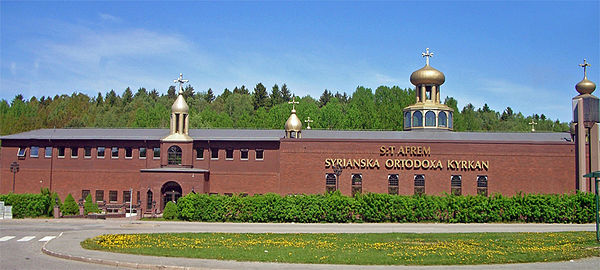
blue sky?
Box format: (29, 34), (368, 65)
(1, 1), (598, 122)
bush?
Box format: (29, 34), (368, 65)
(0, 193), (51, 218)
(61, 194), (79, 216)
(83, 193), (100, 214)
(174, 192), (596, 223)
(163, 201), (179, 220)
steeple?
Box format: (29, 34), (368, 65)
(575, 59), (596, 95)
(284, 96), (302, 138)
(163, 73), (192, 142)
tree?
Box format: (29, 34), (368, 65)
(318, 89), (333, 107)
(252, 83), (269, 110)
(122, 87), (133, 105)
(61, 194), (79, 216)
(281, 84), (292, 102)
(205, 88), (215, 103)
(83, 193), (100, 214)
(183, 85), (195, 99)
(167, 86), (177, 99)
(163, 201), (179, 220)
(270, 84), (283, 106)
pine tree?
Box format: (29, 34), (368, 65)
(281, 84), (291, 102)
(122, 87), (133, 105)
(319, 89), (332, 107)
(252, 83), (269, 110)
(270, 84), (283, 106)
(205, 88), (215, 103)
(60, 194), (79, 216)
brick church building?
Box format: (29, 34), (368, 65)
(1, 51), (596, 214)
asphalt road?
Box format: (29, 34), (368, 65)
(0, 219), (598, 270)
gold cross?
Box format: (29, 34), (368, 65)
(173, 73), (189, 94)
(305, 116), (313, 129)
(288, 96), (299, 111)
(422, 48), (434, 66)
(579, 59), (591, 78)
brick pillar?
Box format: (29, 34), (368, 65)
(78, 200), (85, 215)
(53, 204), (60, 218)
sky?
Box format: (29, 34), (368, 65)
(1, 1), (598, 122)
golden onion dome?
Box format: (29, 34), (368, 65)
(284, 109), (302, 131)
(575, 78), (596, 95)
(171, 94), (189, 113)
(410, 64), (445, 86)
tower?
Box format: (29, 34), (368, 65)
(403, 48), (454, 131)
(163, 73), (192, 142)
(284, 96), (302, 138)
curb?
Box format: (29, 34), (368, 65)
(40, 232), (216, 270)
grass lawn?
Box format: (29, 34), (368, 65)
(81, 231), (600, 265)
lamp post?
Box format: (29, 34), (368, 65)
(332, 164), (343, 191)
(10, 162), (19, 193)
(584, 171), (600, 242)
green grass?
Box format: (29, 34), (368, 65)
(81, 232), (600, 265)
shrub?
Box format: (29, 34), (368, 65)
(61, 194), (79, 216)
(83, 193), (100, 214)
(0, 193), (51, 218)
(163, 201), (179, 220)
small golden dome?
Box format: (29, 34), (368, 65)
(410, 65), (445, 86)
(172, 94), (189, 113)
(285, 109), (302, 131)
(575, 78), (596, 95)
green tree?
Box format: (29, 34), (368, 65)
(270, 84), (283, 106)
(281, 84), (292, 102)
(83, 193), (100, 214)
(205, 88), (215, 103)
(163, 201), (179, 220)
(318, 89), (333, 107)
(252, 83), (269, 110)
(61, 194), (79, 216)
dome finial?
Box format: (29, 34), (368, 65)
(288, 95), (299, 111)
(173, 73), (189, 95)
(422, 48), (433, 66)
(579, 59), (590, 79)
(575, 59), (596, 95)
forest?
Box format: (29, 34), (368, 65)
(0, 83), (569, 136)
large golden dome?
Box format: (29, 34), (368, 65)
(284, 109), (302, 131)
(410, 64), (445, 86)
(575, 78), (596, 95)
(171, 94), (189, 113)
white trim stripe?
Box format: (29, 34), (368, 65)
(38, 236), (56, 242)
(0, 236), (16, 241)
(17, 236), (35, 242)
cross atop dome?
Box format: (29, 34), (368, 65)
(173, 73), (189, 94)
(579, 59), (591, 78)
(288, 96), (299, 111)
(422, 48), (433, 66)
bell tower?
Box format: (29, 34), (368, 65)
(163, 73), (192, 142)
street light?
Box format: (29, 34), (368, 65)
(10, 162), (19, 193)
(583, 171), (600, 242)
(332, 164), (343, 191)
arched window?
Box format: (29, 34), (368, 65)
(168, 145), (182, 165)
(412, 111), (423, 127)
(352, 174), (362, 196)
(448, 112), (453, 129)
(438, 111), (447, 127)
(414, 174), (425, 195)
(146, 190), (153, 210)
(325, 173), (337, 192)
(477, 175), (488, 196)
(451, 175), (462, 196)
(404, 112), (411, 129)
(425, 111), (436, 126)
(388, 174), (399, 195)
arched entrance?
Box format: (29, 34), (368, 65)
(161, 181), (182, 210)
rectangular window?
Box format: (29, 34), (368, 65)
(58, 147), (65, 158)
(226, 149), (234, 160)
(111, 147), (119, 158)
(45, 147), (52, 158)
(97, 147), (105, 158)
(153, 147), (160, 159)
(30, 146), (39, 158)
(136, 191), (140, 204)
(82, 190), (90, 200)
(17, 147), (26, 157)
(414, 174), (425, 195)
(125, 147), (132, 159)
(211, 148), (219, 160)
(71, 147), (78, 158)
(351, 173), (362, 196)
(109, 190), (118, 202)
(240, 149), (249, 160)
(325, 173), (337, 192)
(196, 147), (204, 159)
(95, 190), (104, 202)
(451, 175), (462, 196)
(388, 174), (399, 195)
(84, 147), (92, 158)
(477, 175), (488, 197)
(255, 149), (264, 160)
(139, 147), (146, 159)
(123, 190), (131, 203)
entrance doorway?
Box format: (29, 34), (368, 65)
(161, 181), (182, 210)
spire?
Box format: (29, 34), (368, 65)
(575, 59), (596, 95)
(284, 96), (302, 138)
(163, 73), (192, 142)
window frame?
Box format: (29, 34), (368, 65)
(255, 149), (264, 160)
(139, 147), (147, 159)
(57, 147), (65, 158)
(211, 148), (219, 160)
(153, 147), (160, 159)
(351, 173), (362, 196)
(45, 146), (52, 158)
(240, 149), (249, 160)
(125, 147), (133, 159)
(71, 147), (78, 158)
(84, 147), (92, 158)
(82, 190), (91, 201)
(17, 147), (26, 157)
(325, 173), (337, 192)
(167, 145), (182, 165)
(111, 147), (119, 159)
(95, 190), (104, 202)
(414, 174), (425, 195)
(109, 190), (118, 203)
(97, 147), (105, 159)
(451, 175), (462, 196)
(477, 175), (488, 197)
(388, 174), (399, 195)
(123, 190), (131, 203)
(225, 149), (234, 160)
(30, 146), (39, 158)
(196, 147), (204, 160)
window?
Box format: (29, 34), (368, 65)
(404, 112), (411, 129)
(448, 112), (453, 129)
(97, 147), (105, 158)
(196, 147), (204, 160)
(226, 149), (234, 160)
(146, 190), (153, 210)
(425, 86), (432, 100)
(71, 147), (78, 158)
(388, 174), (399, 195)
(153, 147), (160, 159)
(477, 175), (488, 196)
(45, 147), (52, 158)
(95, 190), (104, 202)
(438, 112), (447, 127)
(325, 173), (337, 192)
(414, 174), (425, 195)
(211, 148), (219, 160)
(255, 149), (264, 160)
(111, 147), (119, 158)
(123, 190), (131, 203)
(425, 111), (436, 127)
(125, 147), (132, 159)
(290, 131), (297, 138)
(109, 190), (118, 202)
(351, 174), (362, 196)
(240, 149), (249, 160)
(17, 147), (26, 157)
(168, 145), (182, 165)
(139, 147), (146, 159)
(451, 175), (462, 196)
(29, 146), (39, 158)
(84, 147), (92, 158)
(82, 190), (90, 200)
(412, 111), (423, 127)
(58, 147), (65, 158)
